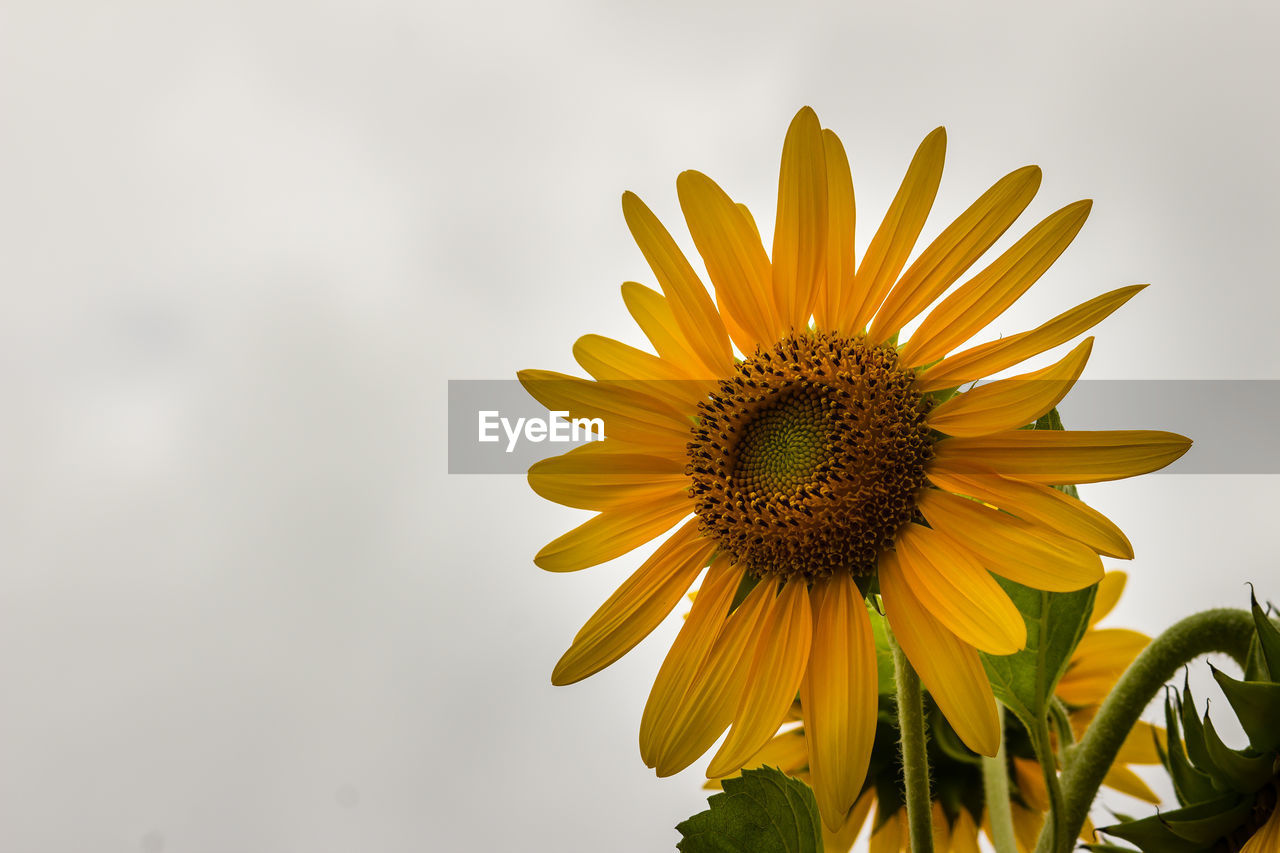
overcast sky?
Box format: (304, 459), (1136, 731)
(1, 2), (1277, 852)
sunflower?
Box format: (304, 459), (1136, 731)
(708, 572), (1163, 853)
(519, 106), (1190, 830)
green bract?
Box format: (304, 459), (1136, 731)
(1097, 593), (1280, 853)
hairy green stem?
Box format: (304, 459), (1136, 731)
(1043, 608), (1254, 853)
(890, 634), (935, 853)
(981, 704), (1018, 853)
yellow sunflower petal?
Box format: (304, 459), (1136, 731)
(950, 809), (982, 853)
(927, 338), (1093, 437)
(1057, 628), (1150, 706)
(677, 170), (778, 351)
(932, 430), (1192, 485)
(533, 494), (690, 572)
(816, 128), (857, 334)
(1090, 570), (1128, 625)
(917, 488), (1105, 592)
(517, 369), (692, 449)
(737, 203), (762, 242)
(551, 522), (715, 685)
(823, 789), (874, 853)
(916, 284), (1145, 392)
(893, 523), (1026, 654)
(801, 573), (878, 830)
(900, 199), (1092, 367)
(1102, 765), (1161, 804)
(620, 281), (705, 373)
(849, 127), (946, 331)
(1113, 720), (1163, 765)
(573, 333), (709, 411)
(871, 165), (1041, 343)
(622, 191), (733, 375)
(926, 461), (1133, 559)
(1011, 804), (1044, 853)
(1014, 756), (1051, 812)
(640, 554), (743, 767)
(708, 576), (814, 778)
(772, 107), (828, 331)
(652, 577), (777, 776)
(869, 806), (905, 853)
(880, 551), (1001, 755)
(1241, 806), (1280, 853)
(528, 441), (687, 511)
(932, 800), (953, 852)
(708, 726), (810, 787)
(573, 333), (693, 383)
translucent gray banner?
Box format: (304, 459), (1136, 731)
(447, 379), (1280, 474)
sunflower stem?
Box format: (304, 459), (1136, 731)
(1044, 608), (1254, 853)
(1029, 712), (1067, 853)
(981, 704), (1018, 853)
(1049, 698), (1074, 768)
(890, 632), (934, 853)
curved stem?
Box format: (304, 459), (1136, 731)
(1047, 608), (1254, 852)
(891, 633), (935, 853)
(981, 704), (1018, 853)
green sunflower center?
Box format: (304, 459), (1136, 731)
(687, 331), (934, 580)
(732, 387), (831, 495)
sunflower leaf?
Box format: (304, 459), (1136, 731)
(980, 578), (1097, 735)
(867, 603), (896, 695)
(1249, 588), (1280, 679)
(1201, 712), (1275, 793)
(676, 766), (824, 853)
(1163, 690), (1220, 804)
(1101, 795), (1249, 852)
(1209, 665), (1280, 753)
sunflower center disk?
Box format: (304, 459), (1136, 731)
(687, 332), (934, 580)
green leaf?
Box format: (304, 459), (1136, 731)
(867, 603), (896, 695)
(1161, 795), (1254, 844)
(1243, 634), (1269, 683)
(1210, 665), (1280, 753)
(1249, 588), (1280, 679)
(1100, 813), (1207, 853)
(1162, 690), (1219, 804)
(1201, 712), (1275, 794)
(1100, 796), (1247, 852)
(676, 766), (824, 853)
(1176, 681), (1228, 790)
(980, 577), (1097, 734)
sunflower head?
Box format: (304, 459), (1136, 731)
(688, 331), (934, 580)
(520, 105), (1191, 833)
(1099, 591), (1280, 853)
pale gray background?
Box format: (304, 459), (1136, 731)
(1, 1), (1277, 851)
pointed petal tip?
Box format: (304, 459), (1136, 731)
(549, 659), (579, 686)
(1014, 163), (1043, 185)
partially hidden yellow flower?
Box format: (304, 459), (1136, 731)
(709, 572), (1163, 853)
(520, 106), (1190, 831)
